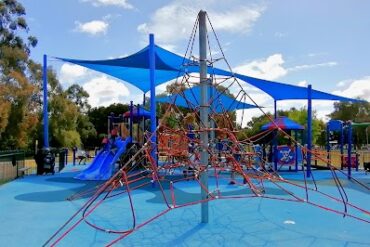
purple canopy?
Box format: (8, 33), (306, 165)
(123, 106), (150, 119)
(261, 116), (305, 130)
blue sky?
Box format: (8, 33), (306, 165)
(20, 0), (370, 122)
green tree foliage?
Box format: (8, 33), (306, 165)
(65, 84), (96, 147)
(329, 101), (370, 122)
(49, 93), (80, 147)
(88, 103), (129, 141)
(46, 70), (96, 148)
(237, 113), (271, 141)
(77, 114), (97, 147)
(0, 0), (96, 149)
(66, 84), (91, 113)
(285, 107), (324, 145)
(0, 0), (39, 149)
(238, 107), (325, 145)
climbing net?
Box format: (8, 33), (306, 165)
(44, 13), (370, 247)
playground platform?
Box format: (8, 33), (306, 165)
(0, 164), (369, 247)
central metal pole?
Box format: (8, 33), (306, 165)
(149, 34), (157, 166)
(199, 10), (209, 223)
(43, 54), (49, 148)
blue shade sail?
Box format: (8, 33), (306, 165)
(58, 45), (361, 102)
(211, 68), (362, 102)
(156, 85), (258, 113)
(58, 45), (195, 93)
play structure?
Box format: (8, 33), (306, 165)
(75, 137), (132, 180)
(326, 120), (357, 172)
(325, 120), (370, 171)
(260, 116), (305, 172)
(42, 11), (370, 246)
(326, 120), (370, 173)
(74, 102), (150, 180)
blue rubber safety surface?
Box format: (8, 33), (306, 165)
(0, 166), (369, 247)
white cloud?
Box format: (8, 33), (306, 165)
(234, 54), (287, 80)
(332, 76), (370, 101)
(231, 54), (348, 125)
(307, 52), (327, 57)
(274, 32), (286, 38)
(83, 76), (130, 107)
(82, 0), (133, 9)
(230, 53), (288, 126)
(336, 79), (352, 87)
(288, 61), (337, 72)
(74, 20), (109, 35)
(297, 80), (308, 87)
(59, 63), (88, 87)
(137, 0), (265, 47)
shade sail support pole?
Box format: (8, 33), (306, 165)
(149, 34), (157, 166)
(43, 54), (49, 148)
(273, 100), (278, 171)
(199, 10), (209, 224)
(347, 122), (352, 179)
(129, 101), (134, 140)
(307, 85), (312, 177)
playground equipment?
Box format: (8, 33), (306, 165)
(260, 116), (304, 172)
(74, 103), (150, 180)
(326, 120), (359, 176)
(75, 137), (132, 180)
(43, 11), (369, 246)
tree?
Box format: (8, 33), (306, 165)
(286, 107), (324, 145)
(66, 84), (91, 113)
(329, 100), (370, 122)
(77, 114), (97, 148)
(239, 107), (325, 145)
(0, 0), (39, 149)
(237, 113), (271, 141)
(0, 0), (97, 149)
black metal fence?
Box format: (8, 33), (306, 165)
(0, 151), (26, 183)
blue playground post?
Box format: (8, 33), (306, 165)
(273, 100), (278, 171)
(143, 93), (146, 137)
(307, 84), (312, 177)
(43, 54), (49, 148)
(149, 34), (157, 166)
(326, 124), (330, 166)
(347, 122), (352, 179)
(129, 101), (134, 139)
(340, 124), (344, 168)
(294, 131), (298, 171)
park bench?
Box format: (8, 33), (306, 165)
(18, 167), (30, 178)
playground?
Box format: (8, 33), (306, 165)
(1, 9), (370, 247)
(0, 165), (369, 246)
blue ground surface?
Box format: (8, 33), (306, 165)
(0, 164), (369, 247)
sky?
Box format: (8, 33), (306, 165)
(19, 0), (370, 124)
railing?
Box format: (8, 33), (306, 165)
(0, 151), (25, 183)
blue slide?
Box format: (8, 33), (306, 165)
(75, 137), (132, 181)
